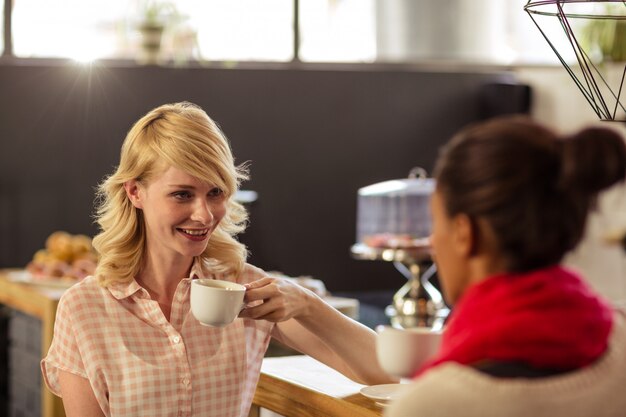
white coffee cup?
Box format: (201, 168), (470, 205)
(376, 325), (443, 378)
(190, 279), (246, 327)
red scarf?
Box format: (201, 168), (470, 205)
(416, 266), (614, 376)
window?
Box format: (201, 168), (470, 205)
(178, 0), (293, 62)
(0, 0), (4, 54)
(299, 0), (376, 63)
(4, 0), (586, 65)
(11, 0), (294, 62)
(12, 0), (131, 61)
(373, 0), (565, 65)
(515, 0), (597, 64)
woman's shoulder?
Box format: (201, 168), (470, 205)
(610, 308), (626, 350)
(58, 275), (108, 310)
(385, 365), (486, 417)
(387, 317), (626, 417)
(385, 363), (561, 417)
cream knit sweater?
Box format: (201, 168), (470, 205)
(386, 310), (626, 417)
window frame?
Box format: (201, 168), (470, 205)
(0, 0), (565, 69)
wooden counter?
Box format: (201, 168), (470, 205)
(0, 270), (66, 417)
(0, 270), (374, 417)
(251, 355), (383, 417)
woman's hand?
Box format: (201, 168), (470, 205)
(240, 275), (395, 385)
(239, 276), (315, 322)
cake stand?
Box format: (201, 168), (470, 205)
(351, 243), (449, 330)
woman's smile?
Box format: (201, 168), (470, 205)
(177, 227), (210, 241)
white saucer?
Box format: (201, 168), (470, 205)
(360, 383), (406, 405)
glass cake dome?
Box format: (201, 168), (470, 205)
(356, 168), (435, 248)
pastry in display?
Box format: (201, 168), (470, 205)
(362, 233), (430, 249)
(26, 231), (98, 282)
(356, 172), (435, 249)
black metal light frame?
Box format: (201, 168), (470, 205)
(525, 0), (626, 122)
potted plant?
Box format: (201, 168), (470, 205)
(580, 5), (626, 62)
(137, 0), (176, 64)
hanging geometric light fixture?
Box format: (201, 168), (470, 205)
(524, 0), (626, 122)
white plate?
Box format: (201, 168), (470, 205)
(6, 270), (77, 289)
(360, 383), (406, 403)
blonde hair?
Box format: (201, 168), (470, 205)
(92, 102), (249, 287)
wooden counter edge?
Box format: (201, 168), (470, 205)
(252, 372), (382, 417)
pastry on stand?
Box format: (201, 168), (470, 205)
(351, 168), (449, 330)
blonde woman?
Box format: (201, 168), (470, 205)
(41, 102), (393, 417)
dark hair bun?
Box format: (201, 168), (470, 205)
(435, 116), (626, 272)
(559, 127), (626, 194)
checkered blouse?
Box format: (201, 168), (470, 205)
(41, 262), (275, 417)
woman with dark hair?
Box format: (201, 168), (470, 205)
(387, 116), (626, 417)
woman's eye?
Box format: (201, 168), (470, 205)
(172, 191), (192, 200)
(208, 187), (224, 198)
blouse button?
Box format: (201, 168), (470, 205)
(172, 335), (181, 344)
(182, 378), (190, 386)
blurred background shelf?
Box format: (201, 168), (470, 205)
(0, 270), (64, 417)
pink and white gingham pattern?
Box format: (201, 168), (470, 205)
(41, 262), (275, 417)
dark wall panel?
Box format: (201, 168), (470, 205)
(0, 63), (521, 291)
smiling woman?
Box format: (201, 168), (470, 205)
(40, 101), (394, 417)
(124, 166), (229, 262)
(93, 101), (248, 287)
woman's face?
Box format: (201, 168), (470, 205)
(430, 190), (470, 305)
(127, 165), (227, 264)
